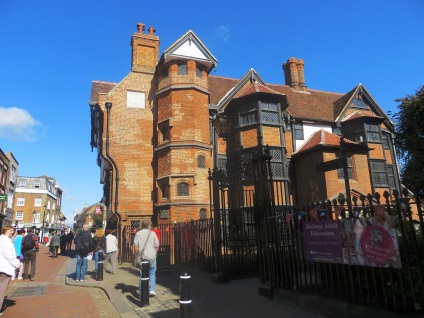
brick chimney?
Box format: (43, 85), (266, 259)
(131, 22), (160, 74)
(283, 57), (307, 91)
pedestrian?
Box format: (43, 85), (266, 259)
(93, 228), (106, 273)
(49, 232), (60, 258)
(21, 227), (39, 281)
(133, 218), (159, 297)
(104, 228), (118, 274)
(0, 226), (21, 315)
(66, 231), (74, 251)
(12, 229), (25, 279)
(60, 231), (67, 255)
(74, 224), (94, 282)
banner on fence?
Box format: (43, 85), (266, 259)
(303, 218), (401, 268)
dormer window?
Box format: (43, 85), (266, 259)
(19, 180), (26, 188)
(34, 180), (41, 188)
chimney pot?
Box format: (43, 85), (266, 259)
(137, 23), (145, 34)
(148, 26), (156, 35)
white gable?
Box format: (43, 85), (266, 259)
(172, 40), (209, 61)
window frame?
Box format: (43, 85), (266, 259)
(15, 211), (24, 220)
(16, 197), (25, 206)
(178, 63), (187, 75)
(294, 122), (304, 140)
(19, 180), (26, 188)
(177, 182), (189, 197)
(365, 123), (382, 142)
(197, 155), (206, 168)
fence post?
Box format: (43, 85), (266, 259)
(97, 251), (104, 281)
(179, 271), (191, 318)
(140, 260), (150, 307)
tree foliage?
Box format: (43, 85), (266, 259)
(393, 85), (424, 195)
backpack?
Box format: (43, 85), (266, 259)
(22, 234), (35, 250)
(80, 233), (92, 254)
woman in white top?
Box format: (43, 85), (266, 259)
(0, 226), (21, 314)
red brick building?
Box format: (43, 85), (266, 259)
(89, 23), (400, 237)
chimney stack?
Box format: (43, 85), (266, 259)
(283, 58), (307, 91)
(131, 22), (160, 74)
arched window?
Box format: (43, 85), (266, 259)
(19, 180), (26, 188)
(177, 182), (189, 196)
(197, 155), (205, 168)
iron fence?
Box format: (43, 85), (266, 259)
(259, 188), (424, 315)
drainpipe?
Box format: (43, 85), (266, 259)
(105, 102), (122, 261)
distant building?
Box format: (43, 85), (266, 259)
(89, 23), (400, 250)
(0, 149), (10, 228)
(14, 176), (64, 238)
(5, 151), (19, 228)
(74, 203), (105, 230)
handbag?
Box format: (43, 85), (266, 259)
(133, 231), (152, 268)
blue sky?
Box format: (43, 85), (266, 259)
(0, 1), (423, 222)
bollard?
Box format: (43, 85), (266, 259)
(97, 251), (104, 281)
(140, 259), (150, 307)
(179, 271), (191, 318)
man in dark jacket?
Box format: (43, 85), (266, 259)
(74, 224), (93, 282)
(22, 227), (39, 281)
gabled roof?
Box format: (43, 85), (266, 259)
(293, 129), (357, 156)
(89, 81), (117, 105)
(342, 110), (384, 122)
(208, 75), (344, 122)
(212, 69), (267, 110)
(335, 84), (394, 130)
(161, 30), (218, 71)
(235, 80), (284, 99)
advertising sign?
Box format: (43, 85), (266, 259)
(303, 217), (401, 268)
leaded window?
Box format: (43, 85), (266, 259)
(352, 97), (368, 109)
(199, 208), (207, 219)
(370, 160), (388, 186)
(239, 102), (257, 127)
(337, 156), (354, 180)
(365, 124), (381, 142)
(217, 156), (227, 171)
(294, 122), (304, 140)
(261, 102), (279, 124)
(197, 155), (205, 168)
(240, 112), (257, 126)
(387, 165), (395, 189)
(159, 209), (170, 220)
(177, 182), (189, 196)
(269, 148), (284, 179)
(178, 63), (187, 75)
(382, 133), (390, 149)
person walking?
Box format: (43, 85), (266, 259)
(93, 228), (106, 273)
(0, 226), (21, 315)
(74, 224), (94, 282)
(12, 229), (25, 280)
(103, 228), (118, 274)
(60, 231), (67, 255)
(133, 218), (159, 297)
(21, 227), (39, 281)
(49, 232), (60, 258)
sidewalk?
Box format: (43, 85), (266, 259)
(4, 244), (119, 318)
(64, 255), (329, 318)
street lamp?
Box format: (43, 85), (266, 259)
(212, 112), (232, 140)
(32, 211), (36, 226)
(41, 205), (47, 244)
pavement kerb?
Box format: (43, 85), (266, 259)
(65, 257), (138, 317)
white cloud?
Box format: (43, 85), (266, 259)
(0, 107), (42, 142)
(214, 25), (231, 42)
